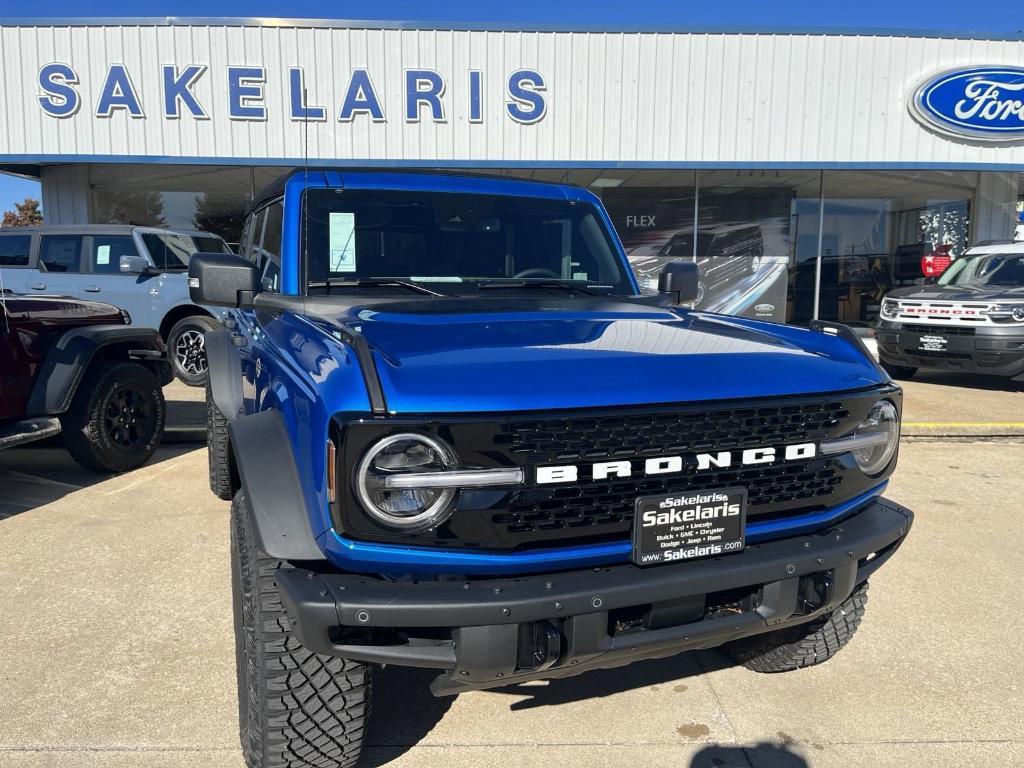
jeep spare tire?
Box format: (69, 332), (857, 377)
(168, 314), (220, 386)
(61, 361), (166, 473)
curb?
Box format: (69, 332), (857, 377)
(902, 422), (1024, 439)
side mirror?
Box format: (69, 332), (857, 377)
(119, 254), (152, 274)
(188, 253), (260, 308)
(658, 261), (700, 305)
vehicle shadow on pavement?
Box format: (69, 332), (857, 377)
(0, 444), (197, 519)
(691, 743), (810, 767)
(364, 666), (455, 766)
(910, 370), (1022, 393)
(481, 649), (737, 711)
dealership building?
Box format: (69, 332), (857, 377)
(1, 18), (1023, 325)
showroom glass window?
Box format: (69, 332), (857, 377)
(803, 171), (976, 327)
(90, 165), (284, 246)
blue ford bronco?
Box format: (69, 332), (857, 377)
(190, 170), (913, 768)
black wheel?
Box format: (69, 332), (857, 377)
(61, 361), (166, 473)
(232, 492), (371, 768)
(723, 582), (869, 673)
(881, 361), (917, 380)
(207, 386), (233, 500)
(167, 314), (219, 387)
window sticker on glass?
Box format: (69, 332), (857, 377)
(329, 212), (357, 273)
(96, 244), (111, 265)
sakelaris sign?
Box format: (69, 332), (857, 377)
(911, 66), (1024, 141)
(35, 64), (548, 125)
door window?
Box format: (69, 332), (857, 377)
(89, 236), (139, 274)
(244, 209), (267, 263)
(0, 234), (32, 267)
(255, 202), (283, 292)
(39, 235), (84, 273)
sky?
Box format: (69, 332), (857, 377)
(2, 0), (1021, 216)
(4, 0), (1022, 34)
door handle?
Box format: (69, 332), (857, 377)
(83, 285), (101, 293)
(30, 283), (46, 290)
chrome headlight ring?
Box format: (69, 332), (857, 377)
(820, 399), (900, 477)
(354, 432), (524, 531)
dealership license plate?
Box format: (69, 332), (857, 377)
(918, 333), (948, 351)
(632, 488), (747, 566)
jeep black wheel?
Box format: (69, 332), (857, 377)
(232, 492), (371, 768)
(208, 386), (233, 500)
(881, 361), (917, 380)
(61, 361), (166, 473)
(723, 581), (868, 673)
(168, 314), (220, 387)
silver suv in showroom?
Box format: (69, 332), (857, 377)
(0, 225), (230, 385)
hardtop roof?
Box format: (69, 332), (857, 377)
(249, 168), (586, 213)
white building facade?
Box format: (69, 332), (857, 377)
(1, 18), (1022, 325)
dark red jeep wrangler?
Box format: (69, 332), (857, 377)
(0, 293), (170, 472)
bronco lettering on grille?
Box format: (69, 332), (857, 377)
(535, 442), (817, 484)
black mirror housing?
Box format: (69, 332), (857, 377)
(189, 253), (260, 308)
(657, 261), (700, 304)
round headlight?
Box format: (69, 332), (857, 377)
(355, 432), (458, 530)
(880, 300), (899, 320)
(850, 400), (900, 476)
(1012, 307), (1024, 322)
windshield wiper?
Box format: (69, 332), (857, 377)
(308, 278), (447, 297)
(477, 280), (605, 296)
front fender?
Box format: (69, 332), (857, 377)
(26, 325), (166, 416)
(228, 410), (325, 561)
(205, 328), (244, 419)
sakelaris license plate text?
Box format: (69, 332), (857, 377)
(632, 488), (747, 566)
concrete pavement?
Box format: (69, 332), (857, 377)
(1, 439), (1023, 767)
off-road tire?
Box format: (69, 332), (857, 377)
(881, 361), (917, 380)
(168, 314), (219, 387)
(207, 386), (233, 500)
(61, 361), (166, 473)
(723, 582), (869, 673)
(232, 492), (372, 768)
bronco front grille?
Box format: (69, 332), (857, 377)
(334, 390), (894, 553)
(509, 401), (847, 464)
(901, 324), (975, 337)
(498, 458), (841, 536)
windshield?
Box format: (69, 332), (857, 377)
(141, 232), (227, 269)
(937, 253), (1024, 288)
(302, 189), (632, 294)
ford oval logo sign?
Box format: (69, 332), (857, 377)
(911, 66), (1024, 140)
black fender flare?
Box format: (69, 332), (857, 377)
(228, 410), (325, 561)
(205, 328), (245, 419)
(27, 325), (166, 416)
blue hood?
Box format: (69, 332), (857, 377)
(345, 300), (886, 414)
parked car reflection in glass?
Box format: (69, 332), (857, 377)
(658, 223), (764, 306)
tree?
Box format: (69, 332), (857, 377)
(2, 197), (43, 227)
(193, 193), (247, 245)
(95, 191), (166, 227)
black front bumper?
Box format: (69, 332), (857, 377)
(278, 498), (912, 696)
(877, 322), (1024, 378)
